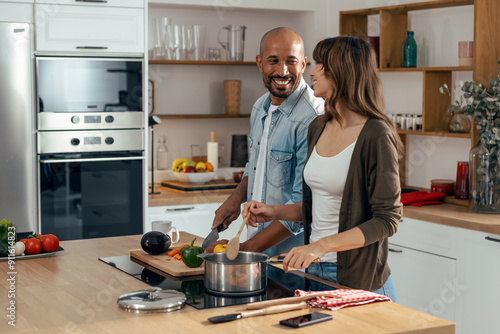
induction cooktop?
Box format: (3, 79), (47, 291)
(99, 255), (338, 310)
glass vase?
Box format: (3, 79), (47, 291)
(469, 136), (500, 214)
(448, 110), (471, 133)
(402, 31), (417, 67)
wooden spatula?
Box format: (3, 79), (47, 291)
(225, 203), (255, 260)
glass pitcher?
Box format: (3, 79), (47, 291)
(218, 25), (247, 61)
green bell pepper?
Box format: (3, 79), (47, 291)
(180, 238), (204, 268)
(0, 219), (16, 245)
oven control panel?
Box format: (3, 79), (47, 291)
(38, 130), (144, 154)
(39, 112), (144, 131)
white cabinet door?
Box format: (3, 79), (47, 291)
(35, 0), (143, 7)
(456, 229), (500, 334)
(388, 217), (458, 323)
(35, 4), (144, 53)
(147, 203), (247, 242)
(388, 243), (457, 323)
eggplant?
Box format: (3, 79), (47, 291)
(140, 231), (171, 255)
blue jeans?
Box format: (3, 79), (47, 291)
(307, 262), (397, 302)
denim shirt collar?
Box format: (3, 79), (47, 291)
(262, 78), (308, 117)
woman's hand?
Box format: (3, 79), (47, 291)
(282, 242), (328, 272)
(242, 200), (277, 227)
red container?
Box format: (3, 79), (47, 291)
(430, 179), (455, 196)
(455, 161), (470, 199)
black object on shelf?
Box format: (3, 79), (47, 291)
(149, 115), (161, 195)
(230, 134), (248, 167)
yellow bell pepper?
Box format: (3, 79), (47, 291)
(214, 244), (227, 253)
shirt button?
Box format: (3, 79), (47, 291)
(271, 121), (274, 125)
(254, 167), (256, 170)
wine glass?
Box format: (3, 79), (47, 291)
(167, 24), (180, 60)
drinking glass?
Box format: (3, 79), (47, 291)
(184, 25), (195, 60)
(152, 17), (170, 59)
(193, 24), (206, 60)
(167, 24), (180, 60)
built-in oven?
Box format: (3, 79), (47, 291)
(36, 56), (146, 241)
(38, 130), (144, 241)
(36, 56), (144, 130)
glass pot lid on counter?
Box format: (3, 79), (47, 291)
(117, 287), (186, 313)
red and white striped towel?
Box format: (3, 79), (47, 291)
(295, 289), (391, 311)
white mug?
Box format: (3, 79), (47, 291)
(152, 220), (180, 243)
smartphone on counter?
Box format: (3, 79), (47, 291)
(279, 312), (333, 328)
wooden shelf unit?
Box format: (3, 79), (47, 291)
(149, 60), (257, 66)
(340, 0), (500, 185)
(157, 114), (250, 120)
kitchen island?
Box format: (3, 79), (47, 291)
(0, 234), (454, 333)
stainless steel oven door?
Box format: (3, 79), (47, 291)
(36, 56), (144, 130)
(38, 152), (144, 241)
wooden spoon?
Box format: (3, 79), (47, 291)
(226, 203), (254, 261)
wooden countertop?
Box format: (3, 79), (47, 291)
(149, 183), (234, 207)
(150, 184), (500, 234)
(0, 234), (454, 333)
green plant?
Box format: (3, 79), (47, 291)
(440, 60), (500, 142)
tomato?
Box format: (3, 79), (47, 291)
(25, 238), (42, 255)
(19, 239), (29, 246)
(40, 234), (59, 252)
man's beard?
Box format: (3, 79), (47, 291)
(264, 75), (297, 99)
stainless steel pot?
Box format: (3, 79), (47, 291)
(199, 252), (268, 296)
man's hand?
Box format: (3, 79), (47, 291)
(212, 198), (241, 231)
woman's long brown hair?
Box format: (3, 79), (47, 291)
(313, 36), (404, 157)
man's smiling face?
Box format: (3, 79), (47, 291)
(257, 31), (307, 105)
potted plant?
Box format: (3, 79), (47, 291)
(443, 60), (500, 213)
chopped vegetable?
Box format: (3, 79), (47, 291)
(167, 244), (189, 257)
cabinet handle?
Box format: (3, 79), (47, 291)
(75, 0), (108, 3)
(485, 236), (500, 243)
(76, 46), (109, 50)
(166, 207), (195, 212)
(389, 248), (403, 253)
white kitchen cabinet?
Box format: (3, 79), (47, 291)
(35, 0), (143, 7)
(388, 218), (458, 323)
(35, 4), (144, 54)
(455, 229), (500, 334)
(147, 203), (246, 242)
(0, 2), (33, 22)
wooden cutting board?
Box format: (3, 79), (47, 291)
(161, 179), (238, 192)
(130, 232), (205, 277)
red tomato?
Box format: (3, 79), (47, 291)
(25, 238), (42, 255)
(40, 234), (59, 252)
(19, 239), (29, 246)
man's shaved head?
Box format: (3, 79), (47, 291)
(259, 27), (304, 56)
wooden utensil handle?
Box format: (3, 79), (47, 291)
(246, 293), (341, 310)
(237, 202), (254, 237)
(242, 302), (308, 318)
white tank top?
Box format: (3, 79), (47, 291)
(303, 141), (356, 262)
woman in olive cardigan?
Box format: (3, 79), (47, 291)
(242, 36), (403, 299)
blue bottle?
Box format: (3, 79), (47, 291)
(402, 31), (417, 67)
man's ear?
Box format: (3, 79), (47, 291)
(301, 56), (308, 74)
(256, 55), (263, 73)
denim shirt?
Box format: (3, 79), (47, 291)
(244, 79), (324, 256)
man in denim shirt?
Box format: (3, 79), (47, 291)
(209, 27), (323, 256)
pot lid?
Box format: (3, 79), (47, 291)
(117, 287), (186, 313)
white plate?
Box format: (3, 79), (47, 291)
(172, 172), (216, 184)
(0, 246), (64, 261)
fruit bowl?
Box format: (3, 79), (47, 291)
(173, 172), (216, 184)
